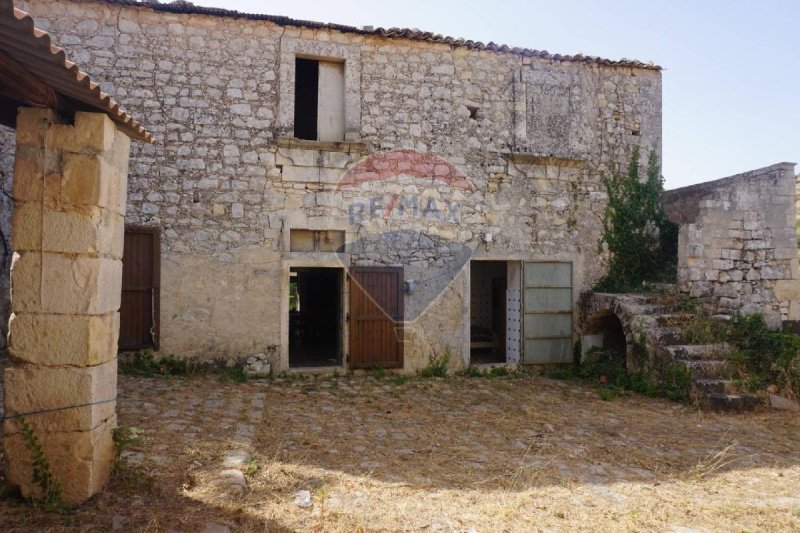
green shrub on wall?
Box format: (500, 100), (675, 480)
(595, 147), (678, 292)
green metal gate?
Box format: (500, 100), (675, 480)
(523, 262), (573, 364)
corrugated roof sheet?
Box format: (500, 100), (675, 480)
(0, 0), (154, 142)
(92, 0), (661, 71)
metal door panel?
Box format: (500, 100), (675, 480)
(523, 262), (572, 364)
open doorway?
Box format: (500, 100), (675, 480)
(289, 267), (343, 367)
(470, 261), (512, 364)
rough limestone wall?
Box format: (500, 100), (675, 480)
(663, 163), (800, 324)
(0, 127), (13, 350)
(6, 0), (662, 369)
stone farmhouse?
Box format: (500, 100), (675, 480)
(2, 0), (664, 373)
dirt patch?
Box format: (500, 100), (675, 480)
(2, 372), (799, 531)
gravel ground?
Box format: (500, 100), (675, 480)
(1, 371), (799, 532)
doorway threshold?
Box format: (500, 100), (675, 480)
(468, 362), (519, 371)
(288, 365), (345, 375)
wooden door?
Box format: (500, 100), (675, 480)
(119, 227), (160, 350)
(349, 266), (404, 368)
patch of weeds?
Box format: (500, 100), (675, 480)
(245, 458), (259, 477)
(685, 442), (738, 480)
(487, 366), (510, 378)
(460, 366), (485, 378)
(598, 388), (618, 401)
(580, 343), (692, 403)
(19, 418), (64, 511)
(543, 367), (574, 381)
(112, 427), (150, 492)
(390, 374), (411, 385)
(370, 365), (388, 380)
(113, 426), (143, 456)
(120, 350), (198, 377)
(221, 366), (248, 383)
(683, 312), (724, 345)
(418, 347), (451, 378)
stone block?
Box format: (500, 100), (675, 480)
(276, 147), (318, 167)
(46, 112), (117, 155)
(14, 108), (57, 147)
(281, 165), (319, 183)
(319, 150), (355, 169)
(3, 414), (116, 505)
(62, 153), (126, 213)
(11, 252), (122, 314)
(13, 203), (124, 258)
(774, 280), (800, 301)
(712, 259), (734, 270)
(769, 394), (800, 412)
(2, 361), (116, 432)
(319, 167), (345, 184)
(9, 312), (119, 367)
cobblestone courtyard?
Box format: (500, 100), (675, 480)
(2, 372), (800, 531)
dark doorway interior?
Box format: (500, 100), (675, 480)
(470, 261), (508, 365)
(293, 57), (319, 141)
(289, 267), (342, 367)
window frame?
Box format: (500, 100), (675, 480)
(278, 37), (361, 142)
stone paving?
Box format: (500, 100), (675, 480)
(118, 376), (266, 496)
(1, 371), (800, 531)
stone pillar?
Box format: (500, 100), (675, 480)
(2, 108), (129, 504)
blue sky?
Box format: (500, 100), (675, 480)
(190, 0), (799, 189)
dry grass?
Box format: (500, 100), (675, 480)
(2, 372), (800, 532)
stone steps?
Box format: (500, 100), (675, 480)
(638, 299), (760, 413)
(679, 359), (733, 379)
(653, 314), (694, 327)
(584, 290), (760, 413)
(664, 343), (732, 361)
(707, 392), (761, 413)
(693, 378), (734, 395)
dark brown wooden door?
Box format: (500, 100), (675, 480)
(120, 227), (160, 350)
(349, 267), (404, 368)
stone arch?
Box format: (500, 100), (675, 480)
(579, 292), (647, 372)
(583, 309), (627, 357)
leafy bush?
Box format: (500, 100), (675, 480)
(726, 313), (800, 397)
(594, 147), (678, 292)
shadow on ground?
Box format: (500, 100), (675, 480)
(1, 372), (799, 531)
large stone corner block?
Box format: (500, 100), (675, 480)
(14, 108), (58, 147)
(2, 361), (117, 433)
(62, 153), (126, 213)
(11, 253), (122, 314)
(9, 312), (119, 367)
(3, 415), (116, 505)
(47, 112), (117, 154)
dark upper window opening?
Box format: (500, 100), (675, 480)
(294, 57), (319, 140)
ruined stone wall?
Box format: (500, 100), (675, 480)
(663, 163), (800, 324)
(4, 0), (662, 370)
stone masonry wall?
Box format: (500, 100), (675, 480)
(663, 163), (800, 324)
(2, 0), (662, 370)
